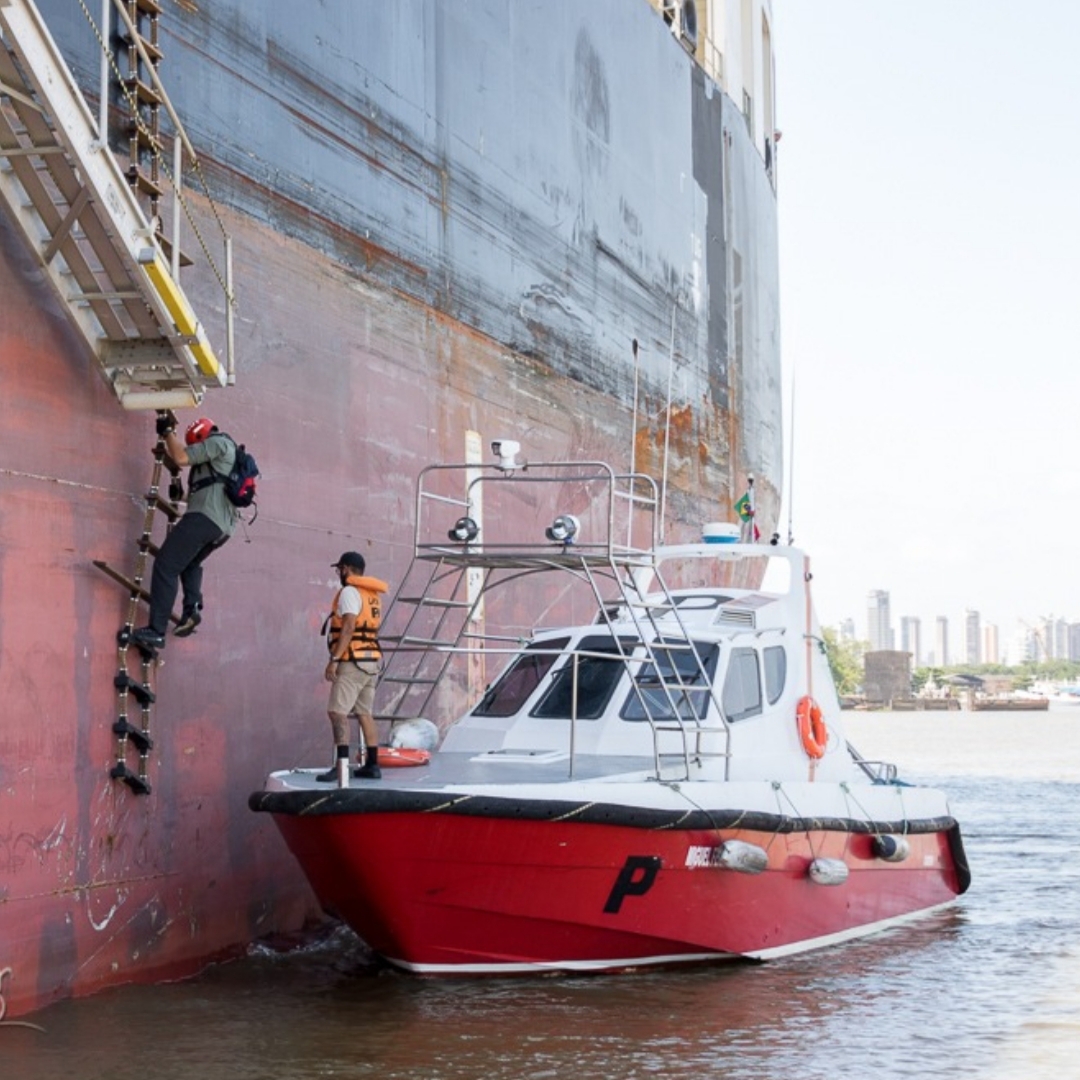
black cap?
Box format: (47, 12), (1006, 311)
(332, 551), (366, 572)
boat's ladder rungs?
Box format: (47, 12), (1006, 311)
(92, 413), (184, 795)
(585, 562), (731, 782)
(0, 0), (234, 411)
(377, 554), (482, 723)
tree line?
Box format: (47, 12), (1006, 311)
(820, 628), (1080, 696)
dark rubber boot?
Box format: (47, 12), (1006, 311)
(354, 745), (381, 780)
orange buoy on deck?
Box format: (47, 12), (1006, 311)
(379, 747), (431, 767)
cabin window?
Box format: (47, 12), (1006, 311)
(722, 646), (762, 721)
(764, 645), (786, 704)
(472, 638), (569, 717)
(531, 636), (636, 720)
(621, 639), (719, 722)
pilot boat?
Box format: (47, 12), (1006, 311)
(249, 451), (970, 973)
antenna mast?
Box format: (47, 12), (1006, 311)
(658, 303), (677, 543)
(786, 366), (797, 545)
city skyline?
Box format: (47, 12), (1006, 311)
(833, 587), (1077, 666)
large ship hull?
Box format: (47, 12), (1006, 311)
(0, 0), (781, 1016)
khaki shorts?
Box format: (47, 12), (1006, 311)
(328, 660), (380, 716)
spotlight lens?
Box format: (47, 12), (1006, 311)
(448, 517), (479, 543)
(545, 514), (579, 544)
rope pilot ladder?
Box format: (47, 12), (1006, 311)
(92, 411), (184, 794)
(0, 0), (235, 409)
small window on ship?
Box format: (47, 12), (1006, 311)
(764, 644), (787, 704)
(722, 646), (763, 721)
(472, 638), (569, 717)
(531, 636), (636, 721)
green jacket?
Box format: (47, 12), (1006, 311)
(186, 433), (239, 535)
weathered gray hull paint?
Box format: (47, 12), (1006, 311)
(42, 0), (781, 496)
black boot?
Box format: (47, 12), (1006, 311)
(175, 603), (203, 637)
(129, 626), (165, 650)
(317, 745), (350, 782)
(354, 745), (382, 780)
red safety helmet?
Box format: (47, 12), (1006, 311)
(185, 417), (215, 445)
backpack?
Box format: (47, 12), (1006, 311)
(190, 433), (259, 510)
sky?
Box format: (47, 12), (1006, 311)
(772, 1), (1080, 655)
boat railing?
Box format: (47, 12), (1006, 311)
(411, 459), (661, 564)
(377, 457), (740, 781)
(382, 512), (733, 777)
(846, 742), (899, 784)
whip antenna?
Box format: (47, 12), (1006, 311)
(658, 303), (677, 543)
(629, 337), (641, 548)
(786, 365), (797, 546)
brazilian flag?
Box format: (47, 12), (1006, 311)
(734, 493), (753, 522)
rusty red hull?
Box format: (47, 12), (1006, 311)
(1, 0), (782, 1017)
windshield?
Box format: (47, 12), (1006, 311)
(472, 638), (569, 717)
(531, 635), (637, 720)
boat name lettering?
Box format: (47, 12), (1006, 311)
(685, 845), (727, 869)
(602, 855), (662, 914)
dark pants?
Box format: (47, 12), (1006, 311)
(148, 511), (228, 633)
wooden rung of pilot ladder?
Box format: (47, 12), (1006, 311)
(120, 32), (162, 65)
(122, 75), (162, 107)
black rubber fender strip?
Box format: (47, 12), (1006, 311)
(248, 787), (959, 840)
(946, 821), (972, 894)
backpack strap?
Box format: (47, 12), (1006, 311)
(188, 433), (235, 493)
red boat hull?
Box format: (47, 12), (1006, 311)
(270, 810), (966, 970)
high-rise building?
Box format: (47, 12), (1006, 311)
(1036, 616), (1054, 660)
(1069, 623), (1080, 662)
(1014, 621), (1039, 664)
(935, 616), (949, 668)
(867, 590), (893, 652)
(982, 623), (1000, 665)
(1028, 619), (1050, 662)
(900, 616), (922, 666)
(1053, 618), (1069, 659)
(838, 617), (856, 643)
(965, 609), (981, 665)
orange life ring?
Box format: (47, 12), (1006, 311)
(796, 696), (827, 759)
(379, 747), (431, 768)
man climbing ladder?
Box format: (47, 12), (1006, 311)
(129, 414), (238, 649)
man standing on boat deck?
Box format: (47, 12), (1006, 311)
(129, 416), (237, 650)
(319, 552), (389, 782)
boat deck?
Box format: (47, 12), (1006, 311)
(271, 750), (661, 792)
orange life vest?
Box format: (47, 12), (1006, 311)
(327, 573), (388, 661)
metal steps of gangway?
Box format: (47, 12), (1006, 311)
(0, 0), (229, 410)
